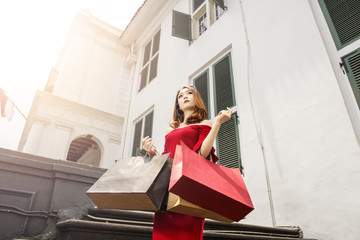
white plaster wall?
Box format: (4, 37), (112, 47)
(123, 0), (360, 239)
(20, 11), (131, 170)
(52, 12), (130, 118)
(123, 0), (193, 159)
(124, 0), (274, 227)
(19, 90), (124, 169)
(240, 0), (360, 239)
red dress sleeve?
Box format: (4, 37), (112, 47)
(193, 125), (219, 163)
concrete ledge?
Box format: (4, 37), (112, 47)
(56, 219), (152, 240)
(0, 147), (105, 239)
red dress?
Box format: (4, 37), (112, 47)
(152, 125), (218, 240)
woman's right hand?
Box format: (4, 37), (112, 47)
(215, 107), (232, 125)
(142, 136), (155, 155)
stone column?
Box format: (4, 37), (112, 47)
(23, 116), (50, 155)
(47, 121), (74, 160)
(102, 136), (122, 169)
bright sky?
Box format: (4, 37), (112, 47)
(0, 0), (144, 150)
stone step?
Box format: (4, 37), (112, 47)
(56, 208), (317, 240)
(88, 208), (305, 238)
(56, 218), (317, 240)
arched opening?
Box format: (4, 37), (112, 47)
(66, 135), (101, 167)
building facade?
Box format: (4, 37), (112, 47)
(18, 10), (131, 169)
(120, 1), (360, 240)
(20, 1), (360, 240)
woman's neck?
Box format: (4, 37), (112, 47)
(181, 109), (193, 126)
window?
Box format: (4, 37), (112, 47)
(172, 0), (227, 41)
(213, 54), (235, 113)
(319, 0), (360, 50)
(131, 111), (154, 156)
(194, 70), (211, 117)
(139, 30), (161, 91)
(193, 0), (205, 12)
(193, 53), (241, 171)
(198, 12), (208, 36)
(342, 48), (360, 109)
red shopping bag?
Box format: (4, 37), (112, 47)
(168, 141), (254, 222)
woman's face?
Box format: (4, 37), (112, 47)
(178, 87), (195, 111)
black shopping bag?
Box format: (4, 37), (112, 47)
(87, 153), (172, 211)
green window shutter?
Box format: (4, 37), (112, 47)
(217, 113), (242, 171)
(342, 48), (360, 109)
(213, 53), (235, 114)
(144, 111), (154, 138)
(194, 70), (211, 117)
(149, 55), (159, 82)
(132, 119), (143, 156)
(193, 0), (205, 12)
(319, 0), (360, 49)
(152, 30), (161, 56)
(172, 10), (192, 41)
(213, 0), (225, 10)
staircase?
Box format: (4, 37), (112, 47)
(56, 208), (317, 240)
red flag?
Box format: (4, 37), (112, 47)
(0, 88), (14, 121)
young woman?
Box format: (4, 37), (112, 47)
(141, 86), (232, 240)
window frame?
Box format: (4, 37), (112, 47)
(191, 51), (241, 171)
(131, 110), (155, 156)
(172, 0), (227, 41)
(212, 53), (236, 114)
(139, 30), (161, 92)
(341, 48), (360, 109)
(318, 0), (360, 50)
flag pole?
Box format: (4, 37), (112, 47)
(6, 97), (27, 120)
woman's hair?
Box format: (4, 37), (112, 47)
(170, 86), (207, 129)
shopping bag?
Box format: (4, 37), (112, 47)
(167, 192), (233, 222)
(87, 153), (172, 211)
(169, 141), (254, 221)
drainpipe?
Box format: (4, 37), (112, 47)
(239, 0), (277, 227)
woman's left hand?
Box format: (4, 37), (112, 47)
(216, 107), (232, 125)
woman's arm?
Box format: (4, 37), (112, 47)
(142, 127), (172, 156)
(199, 107), (232, 158)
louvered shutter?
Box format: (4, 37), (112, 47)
(217, 113), (241, 171)
(319, 0), (360, 49)
(132, 119), (143, 156)
(194, 71), (210, 117)
(213, 0), (225, 10)
(172, 10), (192, 41)
(213, 54), (235, 113)
(193, 0), (205, 12)
(342, 48), (360, 108)
(144, 111), (154, 138)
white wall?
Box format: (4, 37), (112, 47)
(240, 0), (360, 239)
(52, 11), (130, 118)
(124, 0), (360, 240)
(20, 11), (130, 169)
(19, 91), (124, 169)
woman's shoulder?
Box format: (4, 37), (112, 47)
(165, 127), (174, 135)
(199, 119), (212, 127)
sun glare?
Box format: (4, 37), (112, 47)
(0, 0), (144, 150)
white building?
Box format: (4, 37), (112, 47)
(20, 1), (360, 240)
(18, 10), (131, 169)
